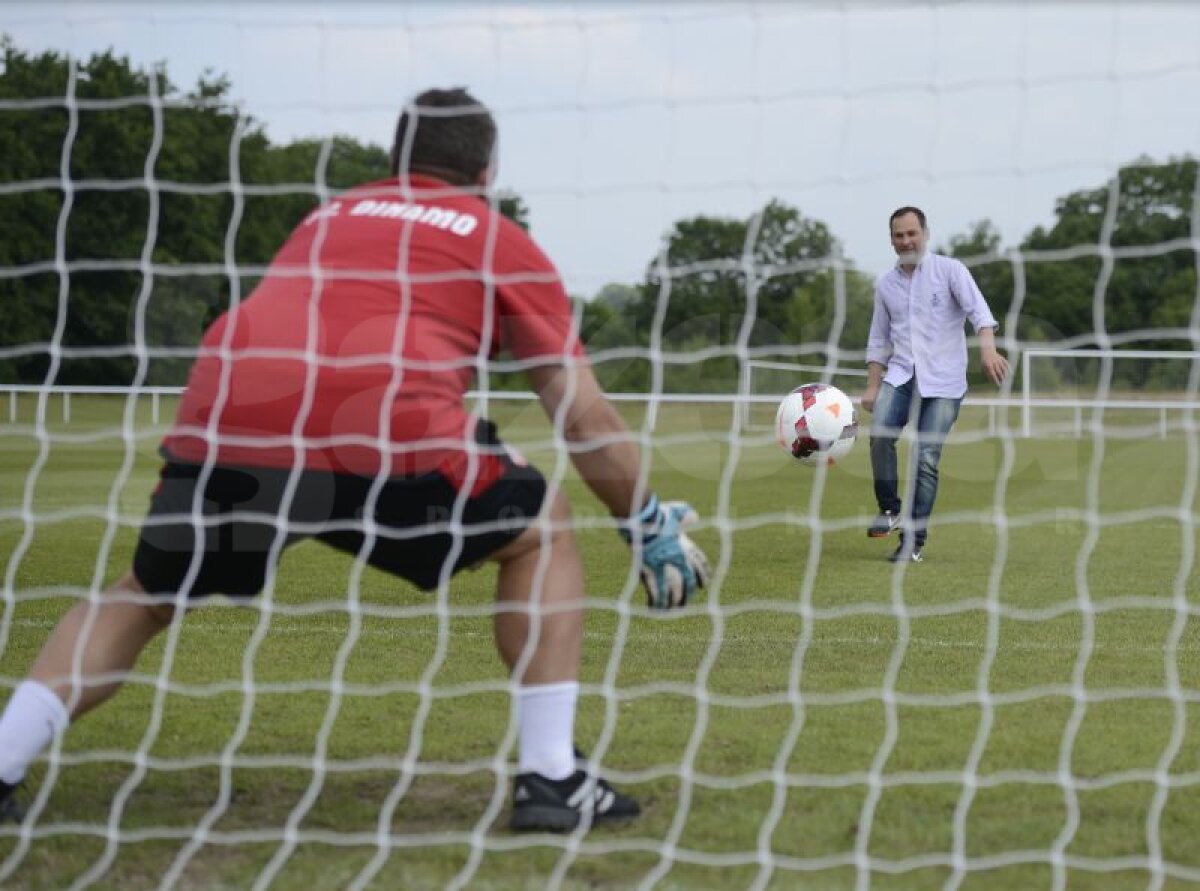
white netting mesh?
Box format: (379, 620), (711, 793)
(2, 3), (1200, 890)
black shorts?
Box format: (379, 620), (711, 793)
(132, 423), (546, 597)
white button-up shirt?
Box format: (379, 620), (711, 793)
(866, 252), (999, 399)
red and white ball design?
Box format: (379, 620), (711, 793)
(775, 383), (858, 466)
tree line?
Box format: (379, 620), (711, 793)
(2, 40), (1196, 392)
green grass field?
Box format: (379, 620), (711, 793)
(2, 394), (1199, 890)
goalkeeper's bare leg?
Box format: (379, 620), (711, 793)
(28, 573), (174, 719)
(0, 573), (174, 817)
(489, 488), (639, 830)
(492, 488), (583, 684)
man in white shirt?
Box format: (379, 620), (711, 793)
(861, 206), (1009, 562)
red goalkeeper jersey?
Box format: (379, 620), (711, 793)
(162, 175), (583, 484)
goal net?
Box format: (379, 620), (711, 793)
(3, 3), (1200, 889)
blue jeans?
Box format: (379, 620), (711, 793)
(869, 379), (961, 547)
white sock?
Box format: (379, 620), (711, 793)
(516, 681), (578, 781)
(0, 680), (70, 785)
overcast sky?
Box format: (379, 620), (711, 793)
(5, 1), (1200, 295)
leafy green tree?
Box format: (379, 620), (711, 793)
(784, 266), (875, 359)
(0, 41), (106, 383)
(0, 38), (532, 386)
(579, 288), (648, 392)
(496, 190), (530, 231)
(0, 42), (281, 384)
(638, 200), (840, 348)
(936, 220), (1027, 386)
(629, 200), (870, 391)
(1020, 156), (1197, 352)
(939, 220), (1013, 320)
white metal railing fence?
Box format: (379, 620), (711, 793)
(1021, 348), (1200, 437)
(3, 385), (185, 425)
(2, 383), (1198, 438)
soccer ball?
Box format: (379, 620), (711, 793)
(775, 383), (858, 466)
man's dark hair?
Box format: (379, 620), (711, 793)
(889, 205), (927, 231)
(389, 87), (496, 185)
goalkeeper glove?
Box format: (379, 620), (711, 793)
(618, 493), (711, 609)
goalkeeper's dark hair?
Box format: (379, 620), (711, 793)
(389, 87), (496, 186)
(889, 205), (927, 231)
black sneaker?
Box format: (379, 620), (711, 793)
(0, 780), (24, 823)
(511, 769), (640, 832)
(868, 510), (901, 538)
(888, 541), (923, 563)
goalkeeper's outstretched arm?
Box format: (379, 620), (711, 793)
(527, 361), (646, 518)
(527, 362), (710, 608)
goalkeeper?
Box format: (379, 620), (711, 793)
(0, 87), (709, 833)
